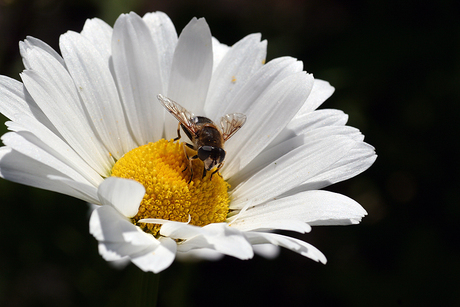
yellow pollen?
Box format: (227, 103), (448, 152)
(111, 139), (230, 236)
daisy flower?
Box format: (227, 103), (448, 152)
(0, 11), (376, 273)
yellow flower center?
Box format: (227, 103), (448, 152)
(111, 139), (230, 236)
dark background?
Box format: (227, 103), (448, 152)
(1, 0), (459, 306)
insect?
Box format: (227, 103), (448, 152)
(157, 94), (247, 183)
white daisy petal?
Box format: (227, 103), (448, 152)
(230, 217), (312, 233)
(97, 243), (126, 261)
(49, 175), (98, 204)
(90, 203), (177, 273)
(59, 30), (137, 158)
(230, 125), (364, 186)
(211, 37), (230, 69)
(218, 56), (304, 116)
(267, 141), (375, 198)
(232, 190), (367, 231)
(205, 33), (267, 119)
(0, 75), (57, 136)
(112, 12), (164, 145)
(165, 17), (213, 139)
(20, 69), (113, 175)
(0, 147), (96, 203)
(1, 131), (93, 186)
(161, 222), (254, 260)
(245, 232), (327, 263)
(2, 122), (102, 186)
(288, 142), (377, 192)
(142, 11), (178, 90)
(252, 244), (280, 259)
(0, 76), (33, 118)
(230, 136), (356, 209)
(269, 109), (350, 149)
(296, 79), (335, 116)
(97, 177), (145, 218)
(91, 209), (160, 252)
(98, 241), (153, 262)
(159, 221), (205, 239)
(90, 204), (134, 242)
(81, 18), (113, 64)
(20, 36), (65, 69)
(130, 237), (177, 273)
(224, 71), (314, 177)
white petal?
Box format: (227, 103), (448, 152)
(224, 71), (314, 178)
(89, 204), (133, 242)
(253, 244), (280, 259)
(205, 33), (267, 119)
(20, 69), (113, 175)
(292, 109), (349, 130)
(211, 37), (230, 69)
(5, 114), (103, 186)
(230, 135), (356, 209)
(161, 222), (254, 260)
(269, 109), (350, 149)
(217, 56), (304, 116)
(97, 177), (145, 218)
(80, 18), (113, 64)
(20, 36), (65, 69)
(0, 76), (35, 119)
(233, 190), (367, 228)
(230, 125), (363, 186)
(230, 217), (311, 233)
(59, 31), (137, 159)
(21, 40), (117, 163)
(98, 241), (156, 263)
(131, 237), (177, 273)
(245, 232), (327, 263)
(165, 17), (213, 139)
(1, 132), (92, 186)
(0, 75), (57, 136)
(285, 142), (377, 193)
(49, 175), (98, 203)
(0, 147), (97, 203)
(97, 243), (126, 261)
(159, 221), (205, 239)
(139, 216), (191, 225)
(142, 11), (178, 89)
(90, 206), (160, 253)
(90, 204), (177, 273)
(91, 206), (158, 248)
(295, 79), (335, 116)
(112, 12), (165, 145)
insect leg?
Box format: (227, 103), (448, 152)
(182, 143), (199, 184)
(202, 167), (207, 179)
(174, 123), (182, 141)
(210, 162), (224, 180)
(181, 143), (195, 172)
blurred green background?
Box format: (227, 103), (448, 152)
(0, 0), (459, 306)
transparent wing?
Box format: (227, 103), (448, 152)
(157, 94), (198, 134)
(220, 113), (247, 141)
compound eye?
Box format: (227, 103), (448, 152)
(197, 146), (213, 161)
(217, 148), (226, 163)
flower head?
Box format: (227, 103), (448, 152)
(0, 11), (376, 273)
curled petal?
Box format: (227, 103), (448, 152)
(161, 222), (254, 260)
(97, 177), (145, 218)
(245, 231), (327, 264)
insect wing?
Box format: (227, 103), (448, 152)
(157, 94), (198, 135)
(220, 113), (247, 141)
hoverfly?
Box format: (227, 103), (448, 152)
(157, 94), (247, 183)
